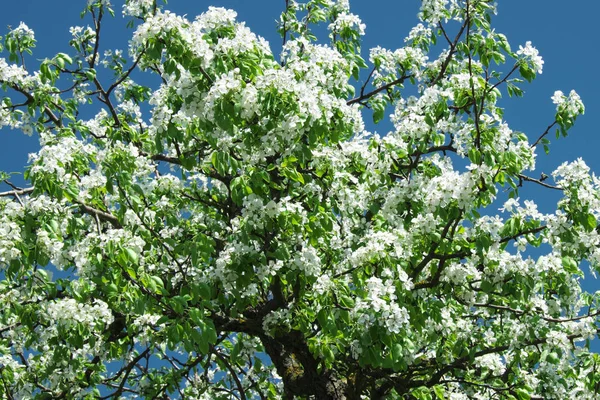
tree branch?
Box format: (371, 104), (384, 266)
(347, 74), (412, 105)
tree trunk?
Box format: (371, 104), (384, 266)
(260, 330), (349, 399)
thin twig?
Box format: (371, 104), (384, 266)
(347, 74), (412, 105)
(531, 121), (558, 148)
(518, 173), (562, 190)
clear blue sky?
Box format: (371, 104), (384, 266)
(1, 1), (599, 285)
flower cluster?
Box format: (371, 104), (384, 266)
(352, 276), (410, 334)
(517, 41), (544, 74)
(6, 22), (34, 43)
(419, 0), (449, 25)
(44, 298), (114, 330)
(122, 0), (154, 17)
(328, 12), (366, 36)
(0, 58), (29, 85)
(552, 89), (585, 117)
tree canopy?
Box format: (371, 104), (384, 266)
(0, 0), (597, 399)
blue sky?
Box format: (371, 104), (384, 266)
(1, 2), (599, 287)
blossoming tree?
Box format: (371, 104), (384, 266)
(0, 0), (596, 398)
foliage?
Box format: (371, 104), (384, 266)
(0, 0), (596, 398)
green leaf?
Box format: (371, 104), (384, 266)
(125, 265), (137, 280)
(150, 276), (165, 293)
(85, 68), (97, 81)
(230, 176), (251, 205)
(339, 294), (355, 308)
(204, 320), (218, 345)
(189, 308), (203, 327)
(546, 351), (560, 365)
(57, 52), (73, 65)
(197, 282), (211, 299)
(282, 167), (305, 184)
(48, 219), (60, 234)
(480, 280), (494, 293)
(468, 148), (481, 164)
(373, 105), (385, 124)
(124, 248), (139, 264)
(211, 151), (233, 176)
(412, 386), (433, 400)
(584, 213), (597, 231)
(561, 256), (579, 275)
(323, 346), (335, 363)
(433, 386), (445, 400)
(515, 388), (531, 400)
(191, 328), (208, 353)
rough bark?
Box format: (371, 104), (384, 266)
(260, 330), (349, 399)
